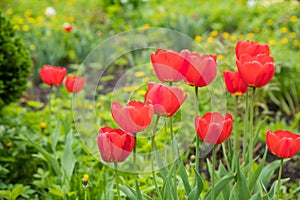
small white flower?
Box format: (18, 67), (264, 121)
(247, 0), (256, 8)
(45, 7), (56, 17)
(120, 0), (128, 4)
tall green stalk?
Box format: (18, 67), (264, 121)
(133, 133), (141, 200)
(211, 145), (216, 200)
(242, 91), (249, 164)
(248, 87), (256, 173)
(234, 96), (239, 153)
(151, 115), (162, 199)
(114, 162), (121, 200)
(48, 86), (53, 131)
(276, 159), (283, 200)
(195, 86), (200, 172)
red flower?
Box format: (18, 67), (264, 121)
(40, 65), (66, 86)
(97, 126), (135, 162)
(65, 75), (86, 93)
(236, 54), (275, 88)
(181, 50), (217, 87)
(63, 22), (73, 32)
(235, 40), (270, 60)
(145, 82), (187, 117)
(266, 130), (300, 158)
(235, 40), (275, 88)
(111, 100), (153, 133)
(223, 70), (248, 96)
(151, 49), (186, 82)
(195, 112), (233, 144)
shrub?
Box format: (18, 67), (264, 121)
(0, 13), (31, 109)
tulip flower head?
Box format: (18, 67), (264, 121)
(111, 100), (153, 133)
(195, 112), (233, 144)
(223, 70), (248, 96)
(145, 82), (187, 117)
(62, 22), (73, 32)
(65, 75), (86, 93)
(181, 50), (217, 87)
(40, 65), (66, 86)
(235, 40), (275, 88)
(151, 49), (187, 82)
(97, 126), (135, 162)
(266, 130), (300, 158)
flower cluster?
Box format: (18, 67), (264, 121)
(96, 40), (300, 166)
(40, 65), (85, 93)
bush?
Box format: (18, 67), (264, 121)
(0, 13), (31, 109)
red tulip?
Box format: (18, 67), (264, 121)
(145, 82), (187, 117)
(181, 50), (217, 87)
(97, 126), (135, 162)
(223, 70), (248, 96)
(65, 75), (86, 93)
(236, 54), (275, 88)
(235, 40), (270, 60)
(40, 65), (66, 86)
(63, 22), (73, 32)
(266, 130), (300, 158)
(111, 100), (153, 133)
(151, 49), (186, 82)
(195, 112), (233, 144)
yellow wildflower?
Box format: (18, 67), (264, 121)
(268, 40), (276, 46)
(6, 9), (13, 15)
(143, 23), (150, 29)
(289, 32), (296, 39)
(210, 30), (218, 37)
(280, 27), (288, 33)
(29, 45), (36, 51)
(40, 122), (47, 129)
(142, 77), (150, 83)
(6, 141), (13, 148)
(230, 35), (237, 41)
(138, 90), (146, 96)
(194, 35), (202, 42)
(267, 19), (274, 26)
(222, 32), (230, 39)
(207, 37), (214, 43)
(281, 38), (288, 44)
(135, 71), (145, 78)
(247, 33), (255, 39)
(290, 15), (298, 23)
(22, 25), (30, 32)
(293, 40), (299, 46)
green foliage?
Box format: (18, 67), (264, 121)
(0, 13), (31, 109)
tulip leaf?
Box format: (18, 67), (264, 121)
(50, 121), (60, 153)
(259, 159), (285, 187)
(249, 146), (268, 191)
(61, 131), (76, 178)
(153, 141), (168, 179)
(249, 192), (263, 200)
(204, 173), (235, 200)
(25, 133), (62, 177)
(119, 185), (136, 200)
(253, 117), (267, 145)
(188, 168), (203, 200)
(178, 158), (191, 195)
(236, 155), (251, 199)
(266, 178), (290, 199)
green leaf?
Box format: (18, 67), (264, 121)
(204, 173), (235, 200)
(249, 146), (268, 190)
(249, 192), (263, 200)
(267, 178), (289, 199)
(153, 141), (168, 179)
(50, 121), (60, 152)
(236, 156), (251, 199)
(253, 118), (267, 145)
(178, 159), (191, 195)
(120, 185), (136, 200)
(0, 190), (11, 200)
(188, 169), (203, 200)
(61, 131), (76, 178)
(25, 133), (62, 176)
(11, 185), (24, 200)
(259, 159), (283, 187)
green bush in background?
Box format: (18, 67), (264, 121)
(0, 13), (31, 109)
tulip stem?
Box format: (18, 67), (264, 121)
(133, 133), (142, 200)
(276, 158), (283, 200)
(242, 91), (249, 164)
(212, 145), (216, 200)
(48, 86), (53, 132)
(248, 87), (256, 173)
(114, 162), (121, 200)
(151, 115), (162, 199)
(195, 86), (200, 172)
(234, 96), (239, 153)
